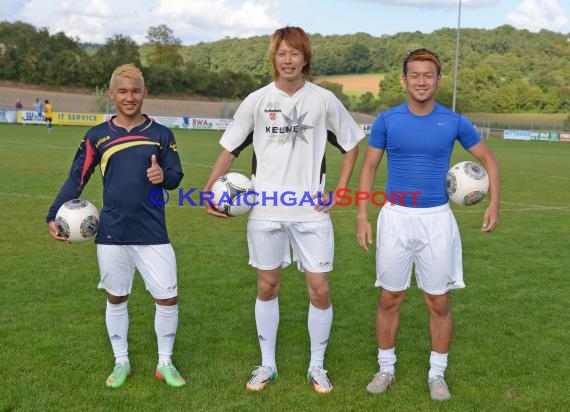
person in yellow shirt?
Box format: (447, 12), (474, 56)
(44, 99), (53, 132)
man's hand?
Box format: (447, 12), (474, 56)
(313, 191), (334, 213)
(356, 217), (374, 252)
(481, 204), (499, 232)
(147, 154), (164, 184)
(47, 220), (69, 242)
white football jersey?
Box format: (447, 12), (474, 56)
(220, 81), (364, 221)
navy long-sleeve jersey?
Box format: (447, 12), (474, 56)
(46, 115), (184, 245)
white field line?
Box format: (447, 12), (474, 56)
(499, 200), (569, 211)
(180, 161), (246, 172)
(0, 142), (244, 172)
(4, 139), (567, 182)
(0, 192), (54, 200)
(1, 139), (73, 150)
(511, 172), (570, 181)
(331, 200), (570, 215)
(3, 191), (566, 213)
(2, 190), (567, 216)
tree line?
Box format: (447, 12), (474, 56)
(1, 21), (569, 116)
(0, 22), (259, 101)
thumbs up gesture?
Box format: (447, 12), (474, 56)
(147, 154), (164, 184)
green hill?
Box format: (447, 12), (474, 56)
(1, 21), (569, 115)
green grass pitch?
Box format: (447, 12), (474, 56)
(0, 123), (568, 411)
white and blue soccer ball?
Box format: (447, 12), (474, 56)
(55, 199), (99, 243)
(211, 172), (255, 217)
(445, 161), (489, 206)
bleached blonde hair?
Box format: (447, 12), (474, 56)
(110, 64), (145, 88)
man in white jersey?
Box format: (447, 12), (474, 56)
(356, 49), (500, 400)
(203, 26), (364, 394)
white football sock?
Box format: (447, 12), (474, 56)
(428, 351), (448, 379)
(106, 301), (129, 365)
(155, 303), (179, 366)
(308, 303), (333, 369)
(255, 297), (279, 370)
(378, 347), (396, 375)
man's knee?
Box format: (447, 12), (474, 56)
(155, 296), (178, 306)
(308, 286), (330, 309)
(425, 293), (451, 316)
(107, 293), (128, 304)
(258, 281), (280, 300)
(379, 290), (406, 311)
(257, 269), (281, 300)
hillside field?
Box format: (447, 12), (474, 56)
(0, 84), (232, 118)
(315, 73), (384, 95)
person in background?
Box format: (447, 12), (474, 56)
(33, 98), (43, 119)
(15, 99), (23, 109)
(356, 48), (500, 401)
(44, 99), (53, 132)
(46, 64), (186, 389)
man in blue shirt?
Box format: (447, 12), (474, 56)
(356, 49), (500, 400)
(46, 64), (186, 389)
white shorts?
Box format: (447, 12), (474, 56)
(247, 219), (334, 273)
(97, 244), (178, 299)
(375, 204), (464, 295)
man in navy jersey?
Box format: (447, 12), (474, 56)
(46, 64), (186, 388)
(356, 49), (500, 400)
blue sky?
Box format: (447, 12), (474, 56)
(1, 0), (568, 45)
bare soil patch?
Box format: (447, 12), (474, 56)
(1, 85), (230, 117)
(315, 74), (383, 94)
